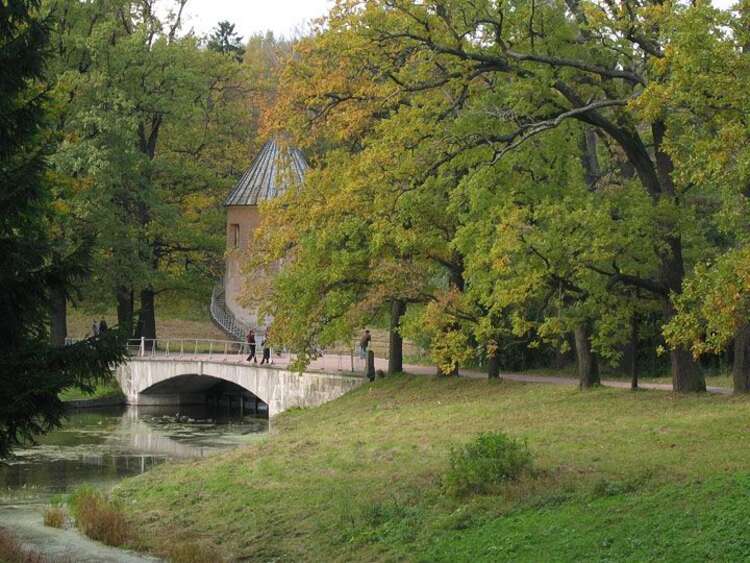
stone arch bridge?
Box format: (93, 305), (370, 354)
(116, 342), (365, 417)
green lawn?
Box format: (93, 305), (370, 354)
(422, 473), (750, 562)
(113, 375), (750, 561)
(67, 308), (227, 340)
(59, 378), (124, 402)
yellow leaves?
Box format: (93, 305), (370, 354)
(181, 193), (214, 222)
(51, 199), (70, 216)
(667, 245), (750, 356)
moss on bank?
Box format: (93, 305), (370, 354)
(114, 374), (750, 561)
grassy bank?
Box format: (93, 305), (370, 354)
(59, 378), (123, 402)
(113, 375), (750, 561)
(67, 308), (226, 341)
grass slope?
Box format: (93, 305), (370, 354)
(424, 473), (750, 562)
(67, 308), (227, 340)
(59, 378), (123, 402)
(115, 375), (750, 561)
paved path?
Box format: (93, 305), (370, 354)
(136, 351), (731, 394)
(372, 358), (730, 394)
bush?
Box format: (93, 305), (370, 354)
(68, 486), (130, 546)
(43, 506), (66, 529)
(444, 432), (533, 497)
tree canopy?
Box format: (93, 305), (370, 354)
(252, 0), (750, 393)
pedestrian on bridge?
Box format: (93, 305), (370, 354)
(91, 320), (99, 338)
(260, 326), (271, 365)
(260, 337), (271, 365)
(246, 329), (257, 363)
(359, 329), (371, 360)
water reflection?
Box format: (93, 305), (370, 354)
(0, 405), (268, 504)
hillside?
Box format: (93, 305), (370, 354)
(114, 375), (750, 561)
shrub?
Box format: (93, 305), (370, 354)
(68, 486), (130, 546)
(444, 432), (533, 497)
(43, 506), (66, 529)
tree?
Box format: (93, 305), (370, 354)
(260, 0), (748, 392)
(47, 0), (254, 340)
(302, 0), (750, 392)
(207, 20), (245, 61)
(0, 0), (125, 457)
(654, 2), (750, 393)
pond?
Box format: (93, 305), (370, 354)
(0, 405), (268, 560)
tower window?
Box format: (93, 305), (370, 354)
(231, 224), (240, 248)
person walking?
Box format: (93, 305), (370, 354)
(91, 320), (99, 338)
(359, 329), (371, 360)
(260, 336), (271, 365)
(99, 319), (108, 334)
(246, 329), (257, 363)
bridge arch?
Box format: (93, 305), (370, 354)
(139, 373), (269, 416)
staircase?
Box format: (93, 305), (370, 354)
(210, 281), (249, 341)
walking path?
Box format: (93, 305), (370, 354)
(0, 505), (161, 563)
(372, 358), (730, 394)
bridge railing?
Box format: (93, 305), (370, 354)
(125, 337), (365, 372)
(127, 338), (248, 358)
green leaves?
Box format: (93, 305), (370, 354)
(45, 0), (255, 325)
(258, 0), (750, 381)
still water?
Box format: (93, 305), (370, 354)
(0, 405), (268, 505)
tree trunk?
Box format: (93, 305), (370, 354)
(487, 342), (501, 379)
(670, 346), (703, 392)
(49, 286), (67, 347)
(663, 300), (705, 392)
(629, 316), (639, 390)
(137, 287), (156, 345)
(733, 324), (750, 393)
(116, 286), (134, 335)
(574, 324), (600, 388)
(388, 300), (406, 375)
(651, 122), (705, 392)
(580, 128), (600, 191)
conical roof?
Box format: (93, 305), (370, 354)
(224, 138), (308, 206)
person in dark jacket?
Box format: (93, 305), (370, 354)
(359, 329), (371, 359)
(246, 329), (256, 363)
(99, 319), (108, 334)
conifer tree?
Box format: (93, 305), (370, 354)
(0, 0), (125, 457)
